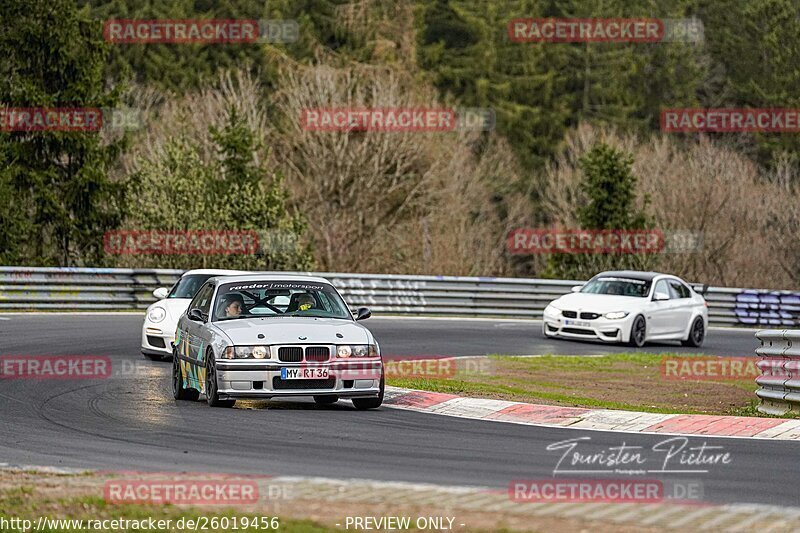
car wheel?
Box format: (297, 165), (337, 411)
(205, 349), (235, 408)
(628, 315), (647, 347)
(313, 395), (339, 405)
(352, 375), (384, 410)
(682, 317), (705, 347)
(172, 353), (199, 401)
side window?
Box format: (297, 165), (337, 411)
(653, 280), (671, 299)
(669, 280), (691, 299)
(189, 283), (214, 317)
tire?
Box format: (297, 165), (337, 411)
(682, 317), (705, 347)
(172, 353), (199, 401)
(627, 315), (647, 348)
(313, 395), (339, 405)
(352, 376), (384, 410)
(205, 349), (235, 408)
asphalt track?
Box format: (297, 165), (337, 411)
(0, 314), (795, 508)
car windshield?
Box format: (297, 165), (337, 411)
(580, 277), (651, 298)
(168, 274), (214, 299)
(213, 280), (351, 321)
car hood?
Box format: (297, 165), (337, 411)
(551, 292), (647, 313)
(212, 317), (371, 345)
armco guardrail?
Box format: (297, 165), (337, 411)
(755, 330), (800, 415)
(0, 266), (799, 327)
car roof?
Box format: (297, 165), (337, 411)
(592, 270), (667, 282)
(208, 273), (333, 285)
(181, 269), (250, 276)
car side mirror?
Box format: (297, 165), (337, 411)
(187, 308), (204, 321)
(571, 285), (582, 293)
(355, 307), (371, 321)
(152, 287), (169, 299)
(653, 292), (670, 301)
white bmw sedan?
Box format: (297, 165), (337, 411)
(542, 271), (708, 347)
(141, 269), (248, 360)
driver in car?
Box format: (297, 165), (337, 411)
(219, 293), (245, 318)
(295, 293), (316, 311)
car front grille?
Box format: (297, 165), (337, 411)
(562, 327), (594, 335)
(272, 377), (336, 390)
(277, 346), (331, 362)
(305, 346), (330, 362)
(579, 312), (601, 320)
(562, 310), (578, 318)
(278, 347), (303, 362)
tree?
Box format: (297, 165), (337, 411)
(0, 0), (124, 266)
(546, 142), (655, 279)
(121, 110), (313, 270)
(697, 0), (800, 166)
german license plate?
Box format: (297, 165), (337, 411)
(281, 367), (329, 380)
(565, 319), (591, 327)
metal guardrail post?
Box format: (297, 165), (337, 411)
(755, 329), (800, 415)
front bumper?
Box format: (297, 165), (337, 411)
(215, 360), (383, 399)
(542, 309), (634, 343)
(141, 326), (172, 356)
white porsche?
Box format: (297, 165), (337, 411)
(141, 269), (248, 360)
(542, 271), (708, 347)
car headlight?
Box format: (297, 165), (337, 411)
(604, 311), (629, 320)
(222, 346), (270, 359)
(147, 306), (166, 323)
(337, 344), (379, 358)
(544, 304), (560, 315)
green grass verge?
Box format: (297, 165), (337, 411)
(386, 352), (776, 416)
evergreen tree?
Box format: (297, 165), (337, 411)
(123, 110), (313, 271)
(0, 0), (124, 266)
(697, 0), (800, 166)
(547, 143), (656, 279)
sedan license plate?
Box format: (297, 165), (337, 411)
(281, 367), (329, 380)
(565, 319), (591, 327)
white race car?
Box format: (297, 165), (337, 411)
(172, 274), (383, 409)
(542, 271), (708, 347)
(141, 269), (248, 360)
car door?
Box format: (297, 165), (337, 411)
(193, 284), (219, 368)
(668, 280), (695, 336)
(647, 279), (675, 336)
(183, 283), (214, 364)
